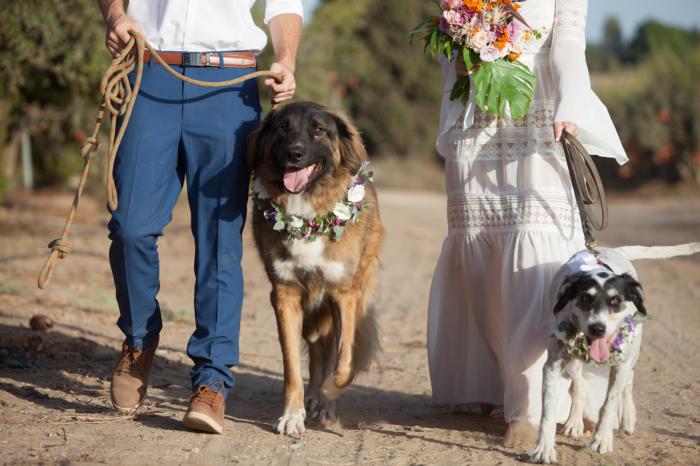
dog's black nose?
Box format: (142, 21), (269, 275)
(287, 144), (306, 163)
(588, 323), (606, 337)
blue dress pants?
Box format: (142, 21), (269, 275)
(108, 58), (260, 399)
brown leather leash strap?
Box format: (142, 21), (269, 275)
(38, 31), (282, 289)
(561, 130), (608, 252)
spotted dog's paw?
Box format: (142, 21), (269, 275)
(563, 416), (584, 438)
(276, 407), (306, 437)
(621, 401), (636, 435)
(530, 439), (557, 464)
(589, 430), (614, 454)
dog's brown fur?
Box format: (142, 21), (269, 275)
(247, 102), (384, 435)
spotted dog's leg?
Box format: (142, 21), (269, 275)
(563, 359), (586, 438)
(531, 343), (566, 464)
(590, 362), (632, 454)
(620, 370), (636, 435)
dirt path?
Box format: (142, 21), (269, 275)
(0, 190), (698, 465)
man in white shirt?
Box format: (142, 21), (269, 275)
(96, 0), (303, 434)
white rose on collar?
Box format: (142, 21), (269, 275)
(289, 216), (304, 229)
(333, 203), (352, 221)
(347, 184), (365, 203)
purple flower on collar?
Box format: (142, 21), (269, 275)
(624, 316), (636, 333)
(264, 210), (277, 221)
(612, 332), (625, 351)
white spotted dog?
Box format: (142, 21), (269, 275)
(531, 242), (700, 464)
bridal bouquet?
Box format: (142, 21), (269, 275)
(409, 0), (541, 119)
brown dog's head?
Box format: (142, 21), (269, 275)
(247, 102), (366, 196)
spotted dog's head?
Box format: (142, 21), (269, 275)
(247, 101), (365, 196)
(554, 269), (646, 360)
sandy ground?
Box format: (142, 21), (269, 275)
(0, 189), (698, 465)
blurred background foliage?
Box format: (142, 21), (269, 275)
(0, 0), (698, 202)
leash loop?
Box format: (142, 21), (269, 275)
(38, 31), (283, 289)
(561, 130), (609, 252)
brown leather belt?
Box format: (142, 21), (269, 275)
(143, 51), (256, 68)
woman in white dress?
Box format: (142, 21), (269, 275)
(427, 0), (628, 442)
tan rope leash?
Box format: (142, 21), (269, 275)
(38, 31), (282, 289)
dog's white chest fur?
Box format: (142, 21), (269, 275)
(273, 238), (346, 283)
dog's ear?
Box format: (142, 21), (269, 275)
(331, 110), (366, 175)
(247, 112), (276, 174)
(554, 272), (586, 314)
(620, 273), (646, 315)
(245, 129), (260, 174)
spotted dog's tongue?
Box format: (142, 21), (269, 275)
(283, 165), (316, 193)
(588, 337), (611, 363)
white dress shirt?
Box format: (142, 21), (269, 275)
(127, 0), (304, 53)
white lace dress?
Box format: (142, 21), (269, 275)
(427, 0), (627, 425)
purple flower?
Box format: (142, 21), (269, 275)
(624, 316), (636, 333)
(264, 210), (277, 221)
(612, 333), (625, 351)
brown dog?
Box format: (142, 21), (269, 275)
(247, 102), (384, 436)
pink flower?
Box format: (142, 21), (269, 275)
(470, 30), (488, 49)
(440, 0), (462, 10)
(442, 10), (463, 27)
(479, 45), (502, 62)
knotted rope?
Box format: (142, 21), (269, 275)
(38, 31), (281, 289)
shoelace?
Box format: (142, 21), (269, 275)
(115, 346), (146, 376)
(191, 382), (224, 407)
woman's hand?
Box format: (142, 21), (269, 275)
(105, 14), (142, 57)
(553, 121), (579, 142)
(456, 57), (479, 76)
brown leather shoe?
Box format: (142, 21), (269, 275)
(182, 382), (226, 434)
(110, 335), (159, 414)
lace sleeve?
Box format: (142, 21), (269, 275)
(551, 0), (628, 164)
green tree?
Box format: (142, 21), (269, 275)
(0, 0), (109, 199)
(295, 0), (443, 158)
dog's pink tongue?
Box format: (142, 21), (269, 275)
(588, 338), (610, 363)
(283, 165), (314, 193)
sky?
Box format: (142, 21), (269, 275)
(300, 0), (700, 44)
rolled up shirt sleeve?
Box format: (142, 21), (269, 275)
(551, 0), (628, 164)
(264, 0), (304, 24)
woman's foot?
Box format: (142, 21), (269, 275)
(504, 420), (538, 449)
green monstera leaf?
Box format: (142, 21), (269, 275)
(472, 59), (537, 120)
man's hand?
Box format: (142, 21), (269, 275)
(265, 62), (296, 104)
(105, 13), (142, 57)
(267, 13), (302, 106)
(553, 121), (579, 142)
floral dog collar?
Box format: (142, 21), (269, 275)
(253, 162), (374, 241)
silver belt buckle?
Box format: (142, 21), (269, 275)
(182, 52), (202, 67)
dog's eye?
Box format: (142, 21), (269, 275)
(279, 121), (291, 133)
(608, 296), (621, 306)
(312, 125), (326, 137)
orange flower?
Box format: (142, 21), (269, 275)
(494, 30), (509, 50)
(464, 0), (482, 11)
(508, 51), (521, 61)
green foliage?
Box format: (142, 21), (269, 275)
(589, 19), (700, 185)
(472, 59), (536, 120)
(0, 0), (110, 195)
(295, 0), (443, 158)
(598, 45), (700, 185)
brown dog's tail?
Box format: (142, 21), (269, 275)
(352, 305), (380, 373)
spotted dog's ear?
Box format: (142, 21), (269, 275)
(620, 273), (646, 315)
(330, 110), (366, 175)
(554, 272), (587, 314)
